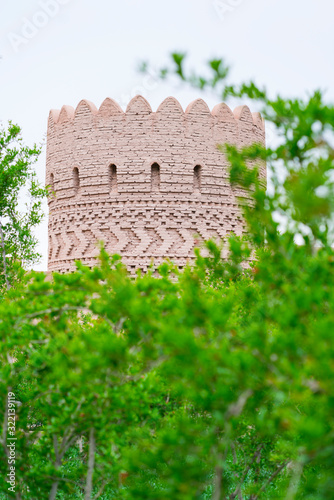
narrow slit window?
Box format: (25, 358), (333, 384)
(73, 167), (80, 193)
(151, 163), (160, 192)
(50, 173), (55, 195)
(109, 164), (117, 193)
(194, 165), (201, 193)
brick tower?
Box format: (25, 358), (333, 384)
(46, 96), (265, 273)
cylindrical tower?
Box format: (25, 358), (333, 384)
(46, 96), (265, 273)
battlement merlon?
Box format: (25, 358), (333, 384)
(47, 95), (265, 134)
(46, 96), (266, 201)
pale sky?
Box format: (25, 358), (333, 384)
(0, 0), (333, 270)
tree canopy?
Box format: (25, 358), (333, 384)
(1, 55), (334, 499)
(0, 122), (46, 292)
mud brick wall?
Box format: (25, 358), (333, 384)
(46, 96), (266, 273)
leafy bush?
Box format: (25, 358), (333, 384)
(1, 56), (334, 499)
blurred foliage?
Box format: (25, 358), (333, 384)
(1, 55), (334, 498)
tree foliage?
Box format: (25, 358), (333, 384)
(0, 122), (46, 292)
(1, 56), (334, 499)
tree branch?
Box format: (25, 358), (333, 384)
(48, 435), (62, 500)
(13, 305), (87, 330)
(49, 427), (84, 500)
(230, 445), (263, 499)
(230, 443), (242, 500)
(285, 461), (304, 500)
(49, 480), (60, 500)
(252, 461), (288, 499)
(212, 461), (223, 500)
(92, 480), (107, 500)
(85, 427), (96, 500)
(0, 219), (10, 290)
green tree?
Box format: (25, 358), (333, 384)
(0, 122), (46, 292)
(1, 55), (334, 499)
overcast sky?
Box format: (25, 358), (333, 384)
(0, 0), (333, 270)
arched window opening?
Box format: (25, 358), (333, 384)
(73, 167), (80, 194)
(49, 173), (55, 196)
(109, 164), (117, 193)
(151, 163), (160, 192)
(193, 165), (201, 193)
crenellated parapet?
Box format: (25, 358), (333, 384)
(46, 96), (265, 273)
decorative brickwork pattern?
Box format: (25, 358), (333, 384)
(46, 96), (266, 273)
